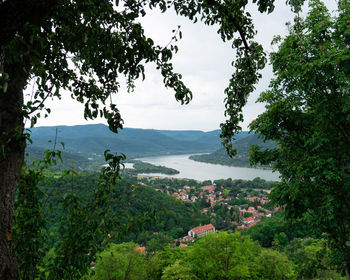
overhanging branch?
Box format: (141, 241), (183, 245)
(0, 0), (60, 48)
(205, 0), (252, 55)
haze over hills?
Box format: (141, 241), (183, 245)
(26, 124), (225, 160)
(25, 124), (272, 170)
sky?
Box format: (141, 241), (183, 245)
(28, 1), (338, 131)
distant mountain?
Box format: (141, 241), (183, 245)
(189, 133), (276, 168)
(27, 124), (245, 159)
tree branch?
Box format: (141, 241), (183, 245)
(0, 0), (60, 48)
(205, 0), (252, 54)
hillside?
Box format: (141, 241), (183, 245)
(43, 175), (209, 242)
(27, 124), (225, 158)
(25, 146), (101, 172)
(189, 133), (276, 168)
(26, 124), (256, 171)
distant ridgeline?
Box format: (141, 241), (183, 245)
(25, 124), (274, 171)
(189, 134), (276, 169)
(25, 124), (226, 172)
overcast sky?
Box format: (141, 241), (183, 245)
(29, 1), (338, 131)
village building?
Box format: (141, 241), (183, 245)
(188, 224), (215, 238)
(181, 235), (195, 242)
(180, 192), (189, 201)
(248, 196), (259, 202)
(201, 185), (216, 193)
(247, 206), (255, 213)
(243, 217), (255, 224)
(134, 246), (146, 253)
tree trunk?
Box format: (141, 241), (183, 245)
(0, 61), (28, 279)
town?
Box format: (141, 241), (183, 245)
(136, 176), (280, 247)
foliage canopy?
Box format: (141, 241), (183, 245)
(250, 0), (350, 275)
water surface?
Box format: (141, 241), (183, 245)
(137, 154), (280, 181)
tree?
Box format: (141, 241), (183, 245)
(88, 242), (146, 280)
(145, 247), (189, 280)
(284, 238), (344, 279)
(250, 0), (350, 277)
(187, 232), (261, 279)
(146, 232), (173, 253)
(0, 0), (305, 278)
(255, 250), (296, 280)
(184, 231), (298, 280)
(161, 261), (198, 280)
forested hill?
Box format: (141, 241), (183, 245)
(26, 124), (227, 158)
(190, 134), (276, 168)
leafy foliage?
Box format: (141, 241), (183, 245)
(3, 0), (346, 278)
(40, 174), (209, 246)
(1, 0), (276, 150)
(14, 150), (126, 280)
(86, 242), (147, 280)
(85, 231), (298, 280)
(250, 0), (350, 274)
(283, 238), (344, 279)
(188, 232), (262, 279)
(161, 260), (197, 280)
(244, 212), (314, 248)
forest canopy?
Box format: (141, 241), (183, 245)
(1, 0), (349, 279)
(250, 0), (350, 276)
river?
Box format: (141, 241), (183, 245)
(136, 154), (280, 181)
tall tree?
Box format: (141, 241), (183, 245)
(188, 232), (261, 279)
(0, 0), (305, 278)
(250, 0), (350, 277)
(87, 242), (147, 280)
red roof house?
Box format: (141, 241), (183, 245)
(201, 185), (216, 192)
(134, 246), (146, 253)
(188, 224), (215, 238)
(247, 206), (255, 212)
(243, 217), (255, 224)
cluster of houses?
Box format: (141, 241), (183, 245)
(235, 194), (279, 229)
(155, 184), (226, 205)
(153, 182), (281, 232)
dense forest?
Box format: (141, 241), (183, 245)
(14, 171), (347, 279)
(1, 0), (349, 279)
(190, 134), (275, 168)
(27, 124), (223, 159)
